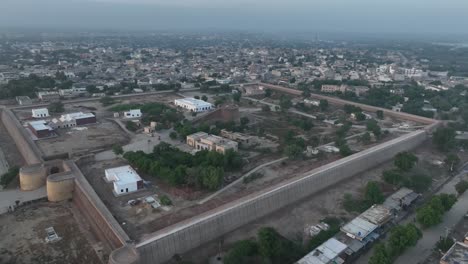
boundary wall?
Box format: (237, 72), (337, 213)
(0, 108), (43, 164)
(259, 83), (436, 125)
(1, 107), (129, 253)
(135, 129), (429, 263)
(70, 160), (130, 250)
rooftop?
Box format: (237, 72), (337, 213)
(359, 205), (392, 225)
(297, 237), (347, 264)
(175, 98), (212, 106)
(105, 165), (142, 185)
(29, 120), (53, 131)
(341, 216), (378, 241)
(441, 242), (468, 264)
(59, 112), (95, 122)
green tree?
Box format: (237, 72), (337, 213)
(355, 112), (366, 121)
(198, 166), (224, 190)
(258, 227), (280, 259)
(339, 144), (353, 157)
(261, 105), (271, 112)
(436, 237), (454, 252)
(376, 110), (384, 119)
(224, 240), (259, 264)
(48, 101), (65, 113)
(365, 181), (384, 204)
(387, 224), (422, 258)
(257, 227), (303, 264)
(445, 153), (460, 171)
(159, 195), (172, 206)
(125, 121), (138, 132)
(265, 89), (272, 97)
(169, 131), (178, 140)
(319, 99), (329, 111)
(240, 117), (250, 126)
(284, 144), (304, 159)
(0, 167), (19, 187)
(201, 95), (208, 101)
(279, 96), (292, 111)
(433, 127), (456, 152)
(416, 205), (441, 228)
(369, 243), (392, 264)
(100, 96), (116, 106)
(232, 92), (241, 102)
(112, 144), (124, 156)
(382, 169), (403, 185)
(366, 119), (382, 136)
(402, 174), (432, 193)
(455, 180), (468, 195)
(394, 152), (418, 171)
(360, 132), (371, 144)
(417, 194), (457, 228)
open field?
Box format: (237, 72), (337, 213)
(36, 120), (129, 157)
(0, 202), (103, 264)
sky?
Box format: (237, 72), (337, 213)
(0, 0), (467, 36)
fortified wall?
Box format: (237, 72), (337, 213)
(1, 97), (440, 264)
(259, 83), (436, 125)
(134, 128), (431, 263)
(191, 104), (240, 125)
(1, 108), (43, 164)
(0, 107), (132, 262)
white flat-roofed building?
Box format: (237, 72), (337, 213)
(105, 165), (144, 196)
(124, 109), (142, 119)
(32, 108), (50, 118)
(174, 98), (213, 112)
(296, 237), (347, 264)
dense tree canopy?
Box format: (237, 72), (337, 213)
(433, 127), (456, 152)
(394, 152), (418, 171)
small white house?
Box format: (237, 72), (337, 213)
(105, 165), (144, 195)
(174, 98), (213, 112)
(32, 108), (50, 118)
(124, 109), (142, 119)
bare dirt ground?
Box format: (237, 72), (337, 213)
(36, 121), (129, 157)
(178, 140), (455, 263)
(0, 202), (102, 264)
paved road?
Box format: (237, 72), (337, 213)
(394, 164), (468, 264)
(355, 163), (468, 264)
(0, 186), (47, 214)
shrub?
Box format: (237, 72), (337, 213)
(0, 167), (19, 187)
(159, 195), (172, 206)
(455, 180), (468, 195)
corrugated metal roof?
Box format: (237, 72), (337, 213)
(341, 217), (378, 241)
(360, 205), (391, 225)
(297, 238), (347, 264)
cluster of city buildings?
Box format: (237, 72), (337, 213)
(2, 35), (468, 109)
(27, 108), (96, 139)
(297, 187), (419, 264)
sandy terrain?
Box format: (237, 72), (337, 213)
(0, 202), (102, 264)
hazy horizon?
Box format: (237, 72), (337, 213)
(1, 0), (468, 38)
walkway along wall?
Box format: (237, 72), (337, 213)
(0, 108), (43, 164)
(135, 129), (429, 263)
